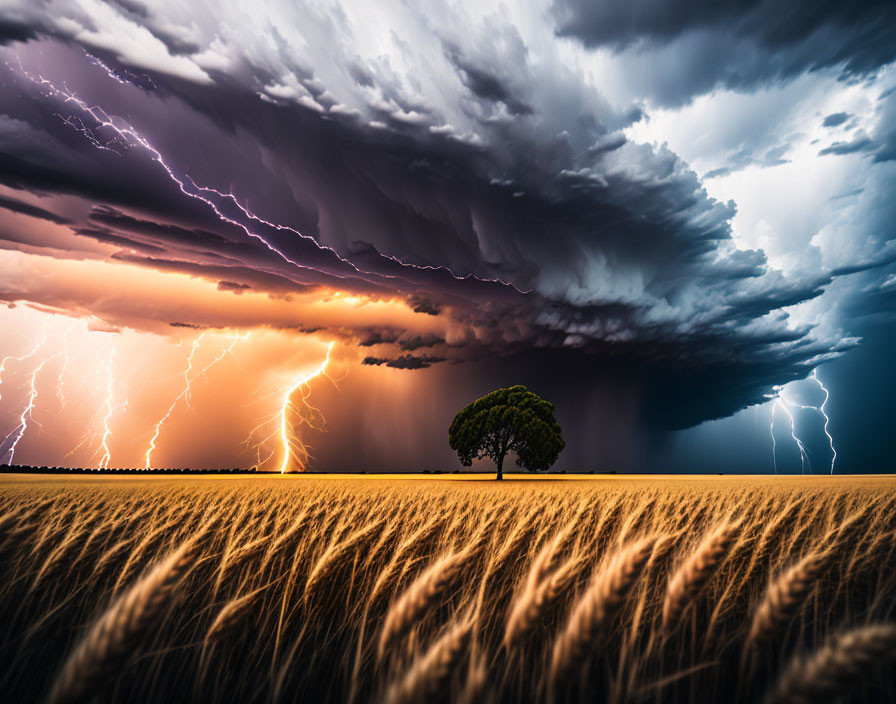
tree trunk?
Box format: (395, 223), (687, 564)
(496, 453), (504, 481)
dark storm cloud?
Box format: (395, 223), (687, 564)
(0, 55), (506, 300)
(0, 194), (70, 224)
(362, 354), (447, 370)
(0, 47), (816, 423)
(871, 91), (896, 163)
(106, 0), (149, 19)
(818, 137), (876, 157)
(398, 334), (446, 351)
(823, 112), (851, 128)
(408, 295), (442, 316)
(552, 0), (896, 105)
(357, 329), (401, 347)
(73, 226), (166, 254)
(388, 354), (446, 369)
(816, 91), (896, 163)
(89, 206), (229, 248)
(0, 18), (34, 44)
(217, 280), (251, 294)
(443, 43), (534, 116)
(108, 252), (317, 296)
(0, 10), (881, 436)
(553, 0), (894, 60)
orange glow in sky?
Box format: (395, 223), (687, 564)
(0, 243), (455, 470)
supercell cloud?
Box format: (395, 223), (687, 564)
(0, 0), (893, 471)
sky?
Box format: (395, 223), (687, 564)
(0, 0), (893, 473)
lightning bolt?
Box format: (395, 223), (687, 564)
(1, 355), (54, 465)
(768, 368), (838, 474)
(772, 391), (811, 474)
(84, 50), (157, 90)
(10, 59), (530, 294)
(143, 331), (241, 469)
(769, 399), (778, 474)
(0, 329), (47, 402)
(144, 333), (205, 469)
(783, 370), (838, 474)
(278, 341), (335, 473)
(97, 346), (116, 469)
(813, 370), (837, 474)
(189, 180), (532, 293)
(64, 336), (135, 466)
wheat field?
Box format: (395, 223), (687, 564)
(1, 475), (895, 704)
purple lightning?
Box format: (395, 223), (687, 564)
(11, 58), (530, 294)
(63, 336), (128, 467)
(84, 51), (157, 90)
(144, 333), (205, 469)
(1, 355), (54, 465)
(0, 329), (47, 402)
(144, 331), (242, 469)
(97, 346), (118, 469)
(189, 179), (532, 293)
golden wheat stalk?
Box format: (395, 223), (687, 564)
(30, 500), (82, 557)
(29, 511), (104, 592)
(304, 517), (385, 601)
(218, 533), (271, 584)
(367, 512), (445, 605)
(550, 536), (656, 682)
(94, 536), (136, 577)
(648, 531), (680, 570)
(259, 505), (318, 571)
(516, 527), (571, 603)
(766, 623), (896, 704)
(111, 517), (179, 593)
(662, 521), (740, 629)
(747, 550), (828, 647)
(616, 496), (657, 544)
(46, 535), (201, 704)
(363, 513), (402, 569)
(71, 506), (139, 569)
(382, 617), (473, 704)
(504, 554), (586, 648)
(487, 505), (541, 571)
(205, 584), (268, 645)
(378, 549), (470, 659)
(0, 509), (23, 553)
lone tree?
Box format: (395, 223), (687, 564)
(449, 385), (564, 480)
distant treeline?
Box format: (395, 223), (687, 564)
(0, 464), (256, 475)
(0, 465), (598, 475)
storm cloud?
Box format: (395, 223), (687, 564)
(553, 0), (896, 106)
(0, 0), (893, 471)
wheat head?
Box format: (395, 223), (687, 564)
(662, 522), (740, 630)
(382, 617), (474, 704)
(378, 549), (470, 659)
(766, 623), (896, 704)
(747, 550), (828, 648)
(550, 535), (656, 682)
(47, 535), (201, 704)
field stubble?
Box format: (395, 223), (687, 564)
(1, 474), (895, 703)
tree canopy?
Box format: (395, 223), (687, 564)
(448, 385), (564, 480)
